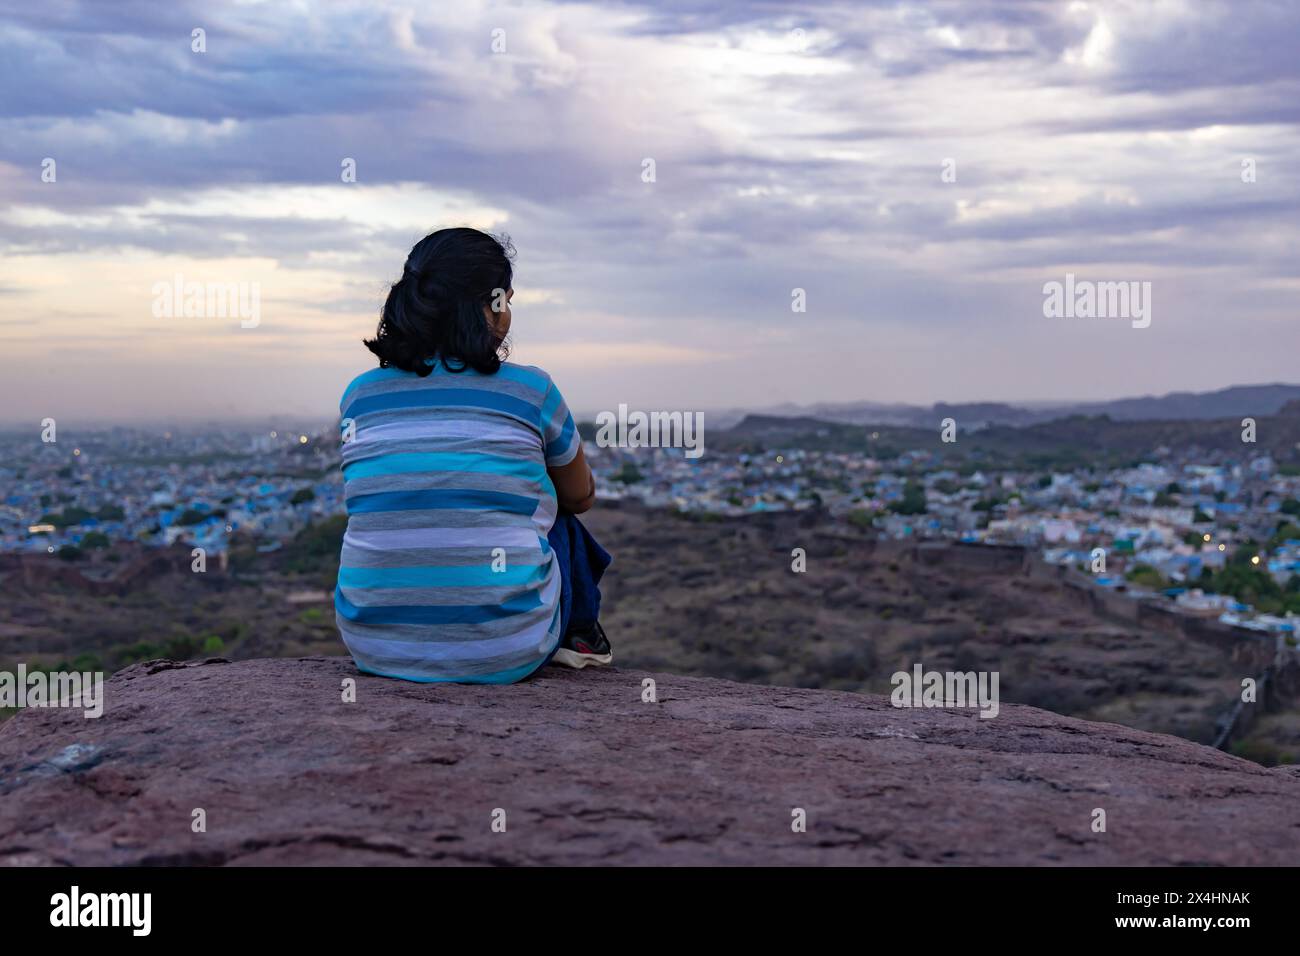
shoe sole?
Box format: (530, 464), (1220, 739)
(550, 648), (614, 669)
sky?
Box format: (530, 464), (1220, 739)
(1, 0), (1298, 425)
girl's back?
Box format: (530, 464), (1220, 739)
(334, 228), (586, 683)
(337, 360), (579, 682)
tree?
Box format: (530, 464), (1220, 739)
(847, 509), (875, 528)
(280, 514), (348, 574)
(1200, 561), (1297, 614)
(38, 506), (94, 528)
(80, 531), (111, 550)
(612, 462), (644, 485)
(1125, 564), (1167, 590)
(889, 482), (927, 516)
(1269, 522), (1300, 549)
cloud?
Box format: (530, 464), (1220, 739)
(0, 0), (1298, 422)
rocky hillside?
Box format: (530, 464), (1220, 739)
(7, 503), (1295, 763)
(1, 657), (1297, 865)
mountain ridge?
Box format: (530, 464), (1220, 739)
(706, 383), (1300, 431)
(714, 398), (1300, 464)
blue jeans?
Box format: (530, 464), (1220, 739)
(546, 512), (612, 643)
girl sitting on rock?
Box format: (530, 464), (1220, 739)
(334, 227), (612, 682)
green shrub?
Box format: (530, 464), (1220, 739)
(80, 531), (111, 550)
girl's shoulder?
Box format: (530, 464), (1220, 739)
(339, 361), (563, 415)
(495, 361), (558, 397)
(339, 364), (413, 411)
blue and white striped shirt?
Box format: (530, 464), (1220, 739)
(335, 359), (580, 683)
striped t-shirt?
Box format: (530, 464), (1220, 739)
(334, 359), (580, 683)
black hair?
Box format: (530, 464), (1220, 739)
(365, 227), (515, 376)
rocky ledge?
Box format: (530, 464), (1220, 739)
(1, 657), (1297, 865)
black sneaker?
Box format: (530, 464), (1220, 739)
(551, 621), (613, 669)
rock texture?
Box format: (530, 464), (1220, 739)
(1, 656), (1297, 866)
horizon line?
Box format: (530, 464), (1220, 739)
(2, 381), (1297, 431)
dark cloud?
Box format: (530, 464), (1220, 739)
(1, 0), (1298, 417)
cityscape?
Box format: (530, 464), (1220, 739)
(5, 407), (1298, 643)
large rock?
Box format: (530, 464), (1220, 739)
(0, 657), (1296, 865)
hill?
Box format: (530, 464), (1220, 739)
(714, 401), (1300, 468)
(1, 656), (1296, 865)
(6, 503), (1296, 763)
(741, 383), (1300, 429)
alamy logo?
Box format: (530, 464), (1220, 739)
(890, 664), (1000, 719)
(594, 404), (704, 459)
(151, 273), (261, 328)
(0, 665), (103, 718)
(1042, 272), (1151, 329)
(50, 886), (151, 936)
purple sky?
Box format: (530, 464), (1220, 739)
(1, 0), (1298, 424)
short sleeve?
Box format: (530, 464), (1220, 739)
(540, 377), (579, 468)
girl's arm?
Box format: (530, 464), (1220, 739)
(549, 444), (596, 514)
